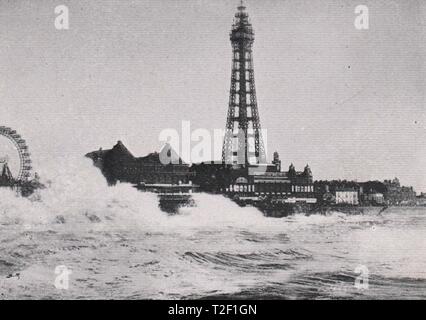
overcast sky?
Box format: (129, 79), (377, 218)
(1, 0), (425, 191)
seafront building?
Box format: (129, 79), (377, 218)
(86, 142), (192, 186)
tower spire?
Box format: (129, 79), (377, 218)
(238, 0), (245, 11)
(222, 2), (266, 165)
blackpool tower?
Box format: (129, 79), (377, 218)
(222, 1), (266, 166)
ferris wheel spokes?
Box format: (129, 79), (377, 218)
(0, 126), (32, 182)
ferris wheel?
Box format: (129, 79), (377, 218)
(0, 126), (32, 182)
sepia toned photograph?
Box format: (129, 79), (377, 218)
(0, 0), (425, 304)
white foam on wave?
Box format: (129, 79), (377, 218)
(0, 156), (165, 229)
(0, 156), (286, 231)
(1, 155), (424, 235)
(1, 156), (425, 298)
(0, 155), (384, 231)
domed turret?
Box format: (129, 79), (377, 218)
(288, 163), (296, 178)
(272, 151), (281, 172)
(303, 164), (313, 183)
(303, 164), (312, 177)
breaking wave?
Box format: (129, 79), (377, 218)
(0, 155), (400, 229)
(0, 156), (425, 299)
(0, 156), (272, 230)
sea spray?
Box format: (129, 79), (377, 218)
(1, 157), (167, 229)
(1, 157), (425, 299)
(1, 156), (279, 230)
(0, 156), (385, 230)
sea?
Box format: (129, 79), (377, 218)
(0, 158), (425, 299)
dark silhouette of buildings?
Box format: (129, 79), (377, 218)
(313, 178), (417, 206)
(383, 178), (416, 205)
(86, 141), (192, 186)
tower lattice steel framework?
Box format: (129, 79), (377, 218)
(222, 2), (266, 165)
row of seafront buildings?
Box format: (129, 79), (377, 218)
(86, 141), (419, 208)
(314, 177), (417, 206)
